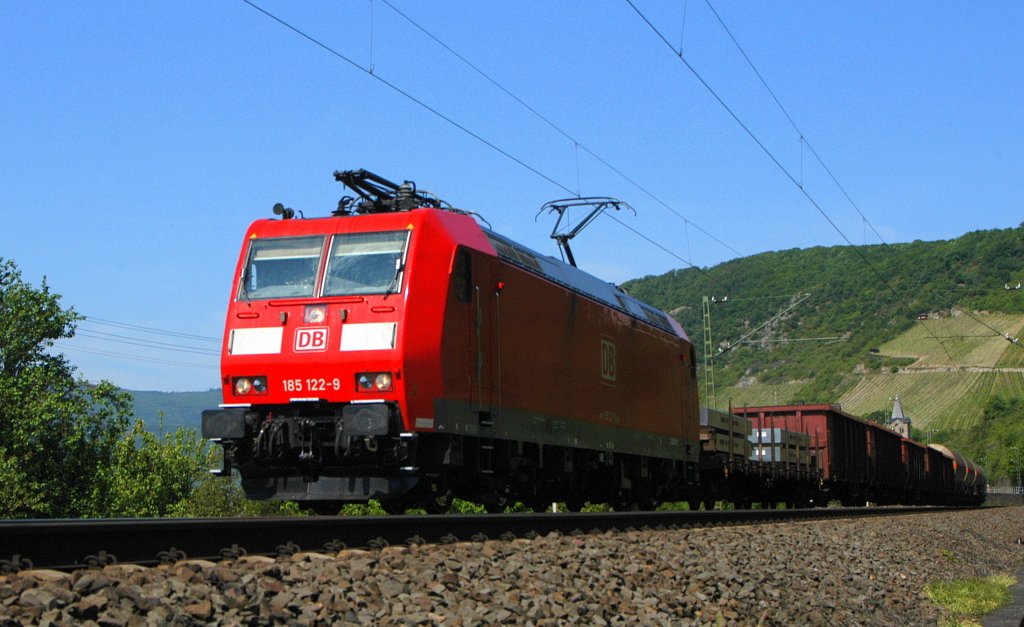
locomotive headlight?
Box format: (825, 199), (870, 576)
(234, 377), (253, 395)
(356, 372), (393, 392)
(304, 305), (327, 324)
(233, 376), (268, 396)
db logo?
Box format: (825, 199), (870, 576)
(601, 338), (616, 383)
(294, 327), (329, 352)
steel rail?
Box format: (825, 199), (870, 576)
(0, 506), (976, 572)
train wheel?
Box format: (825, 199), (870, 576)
(424, 489), (453, 515)
(613, 498), (638, 512)
(636, 494), (660, 511)
(380, 499), (410, 515)
(484, 487), (511, 514)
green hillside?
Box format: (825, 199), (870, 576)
(837, 312), (1024, 429)
(129, 389), (220, 434)
(623, 224), (1024, 430)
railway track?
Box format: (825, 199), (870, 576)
(0, 506), (974, 572)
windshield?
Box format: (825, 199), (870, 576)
(323, 231), (410, 296)
(239, 236), (325, 300)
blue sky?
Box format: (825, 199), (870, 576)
(2, 1), (1021, 391)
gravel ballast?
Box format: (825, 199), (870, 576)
(2, 507), (1021, 625)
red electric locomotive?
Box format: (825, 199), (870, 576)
(203, 170), (702, 513)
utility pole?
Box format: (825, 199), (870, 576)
(702, 296), (716, 410)
(1012, 446), (1023, 499)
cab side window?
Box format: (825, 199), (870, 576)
(453, 249), (472, 303)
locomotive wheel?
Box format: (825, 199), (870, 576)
(380, 499), (411, 515)
(612, 499), (638, 512)
(637, 496), (659, 511)
(484, 487), (511, 514)
(423, 488), (454, 515)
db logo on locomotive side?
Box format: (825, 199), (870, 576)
(295, 327), (329, 352)
(601, 338), (616, 383)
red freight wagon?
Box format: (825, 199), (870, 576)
(924, 445), (954, 502)
(900, 438), (927, 503)
(866, 421), (905, 500)
(734, 404), (898, 505)
(734, 404), (985, 506)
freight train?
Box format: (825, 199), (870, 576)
(202, 169), (985, 512)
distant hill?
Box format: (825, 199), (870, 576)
(622, 224), (1024, 429)
(128, 389), (220, 435)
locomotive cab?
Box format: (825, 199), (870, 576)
(202, 202), (494, 506)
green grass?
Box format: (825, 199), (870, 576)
(712, 312), (1024, 427)
(879, 313), (1024, 368)
(997, 337), (1024, 367)
(710, 379), (810, 410)
(832, 312), (1024, 430)
(840, 370), (990, 430)
(925, 573), (1015, 621)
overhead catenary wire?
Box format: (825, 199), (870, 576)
(925, 290), (1022, 346)
(75, 330), (220, 356)
(737, 337), (848, 345)
(606, 213), (713, 278)
(717, 292), (813, 354)
(64, 315), (222, 374)
(378, 0), (744, 261)
(624, 0), (870, 257)
(701, 0), (888, 245)
(692, 1), (1023, 353)
(239, 0), (726, 277)
(60, 344), (218, 370)
(623, 0), (992, 414)
(82, 316), (220, 343)
(240, 0), (576, 200)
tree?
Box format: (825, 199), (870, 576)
(168, 475), (305, 518)
(0, 258), (133, 518)
(99, 419), (217, 517)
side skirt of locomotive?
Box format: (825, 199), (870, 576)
(428, 398), (702, 512)
(203, 399), (704, 513)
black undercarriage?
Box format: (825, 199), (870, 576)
(203, 402), (705, 514)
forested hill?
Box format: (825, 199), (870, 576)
(622, 224), (1024, 428)
(129, 389), (220, 434)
